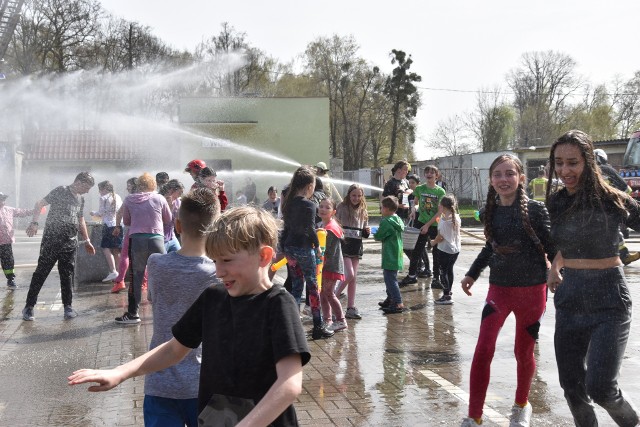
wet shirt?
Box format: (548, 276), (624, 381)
(282, 196), (319, 249)
(466, 200), (555, 287)
(413, 184), (446, 225)
(548, 188), (640, 259)
(382, 177), (410, 219)
(42, 186), (84, 247)
(172, 284), (310, 426)
(0, 206), (34, 245)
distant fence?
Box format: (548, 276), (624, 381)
(337, 166), (544, 207)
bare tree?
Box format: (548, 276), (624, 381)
(427, 115), (474, 156)
(612, 72), (640, 138)
(507, 50), (583, 145)
(467, 86), (515, 151)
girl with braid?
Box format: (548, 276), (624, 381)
(547, 130), (640, 427)
(459, 154), (556, 427)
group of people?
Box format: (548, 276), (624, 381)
(4, 131), (640, 426)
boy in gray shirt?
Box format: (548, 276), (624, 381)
(144, 187), (220, 426)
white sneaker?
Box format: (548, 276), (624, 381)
(460, 418), (481, 427)
(330, 320), (348, 332)
(102, 271), (119, 282)
(509, 402), (532, 427)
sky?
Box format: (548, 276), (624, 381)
(100, 0), (640, 160)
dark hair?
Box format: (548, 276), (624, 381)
(407, 174), (420, 183)
(282, 166), (315, 220)
(74, 172), (95, 186)
(314, 177), (324, 192)
(199, 167), (217, 179)
(126, 177), (138, 193)
(159, 179), (184, 197)
(179, 187), (220, 237)
(381, 195), (399, 212)
(423, 164), (439, 175)
(391, 160), (410, 175)
(155, 172), (170, 186)
(546, 129), (628, 216)
(484, 154), (544, 256)
(267, 186), (278, 193)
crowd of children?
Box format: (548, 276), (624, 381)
(0, 138), (637, 426)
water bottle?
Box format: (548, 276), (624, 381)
(402, 193), (409, 206)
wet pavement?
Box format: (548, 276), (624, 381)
(1, 229), (640, 426)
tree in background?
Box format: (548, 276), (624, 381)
(507, 50), (582, 146)
(428, 115), (473, 156)
(612, 72), (640, 138)
(384, 49), (421, 163)
(467, 86), (515, 152)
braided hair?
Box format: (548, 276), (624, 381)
(484, 154), (545, 256)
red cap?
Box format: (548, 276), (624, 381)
(185, 159), (206, 172)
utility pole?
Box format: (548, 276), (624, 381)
(0, 0), (25, 79)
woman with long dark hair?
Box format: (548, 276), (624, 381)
(547, 130), (640, 427)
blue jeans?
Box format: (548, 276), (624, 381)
(383, 269), (402, 305)
(284, 245), (322, 327)
(165, 236), (181, 253)
(554, 266), (639, 427)
(143, 395), (198, 427)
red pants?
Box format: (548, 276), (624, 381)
(468, 283), (547, 419)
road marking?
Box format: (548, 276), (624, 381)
(418, 369), (510, 426)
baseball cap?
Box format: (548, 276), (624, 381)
(0, 192), (8, 200)
(315, 162), (329, 171)
(185, 159), (206, 172)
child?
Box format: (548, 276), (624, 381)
(281, 166), (333, 340)
(158, 179), (184, 253)
(110, 177), (137, 294)
(374, 196), (406, 314)
(400, 165), (446, 288)
(407, 173), (429, 278)
(90, 181), (123, 283)
(317, 198), (347, 331)
(143, 187), (220, 426)
(459, 154), (555, 427)
(429, 195), (461, 305)
(262, 186), (280, 217)
(69, 206), (311, 426)
(0, 192), (34, 289)
(334, 184), (370, 320)
(198, 167), (228, 211)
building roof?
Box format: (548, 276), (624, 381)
(23, 130), (154, 161)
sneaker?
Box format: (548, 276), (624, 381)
(110, 281), (126, 293)
(22, 306), (34, 321)
(102, 271), (119, 282)
(115, 312), (141, 324)
(382, 305), (408, 314)
(330, 320), (348, 332)
(345, 307), (362, 319)
(378, 298), (391, 308)
(6, 277), (17, 289)
(399, 275), (417, 287)
(622, 251), (640, 266)
(311, 324), (335, 339)
(435, 295), (453, 305)
(63, 305), (78, 319)
(417, 270), (432, 278)
(431, 279), (444, 289)
(460, 418), (482, 427)
(509, 402), (532, 427)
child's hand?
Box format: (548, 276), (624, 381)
(547, 268), (563, 293)
(26, 222), (38, 237)
(461, 276), (475, 296)
(419, 224), (429, 234)
(68, 368), (123, 392)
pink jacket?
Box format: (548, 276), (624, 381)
(0, 206), (35, 245)
(122, 192), (171, 236)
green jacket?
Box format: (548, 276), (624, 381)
(374, 214), (404, 271)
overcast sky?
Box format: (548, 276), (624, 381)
(100, 0), (640, 159)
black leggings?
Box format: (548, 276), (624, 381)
(408, 221), (439, 278)
(0, 244), (15, 278)
(436, 249), (458, 294)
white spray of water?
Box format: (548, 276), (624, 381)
(323, 176), (384, 193)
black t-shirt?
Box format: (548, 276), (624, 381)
(42, 186), (84, 248)
(382, 177), (410, 219)
(172, 284), (311, 426)
(282, 196), (319, 248)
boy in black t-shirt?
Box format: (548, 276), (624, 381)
(69, 206), (311, 426)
